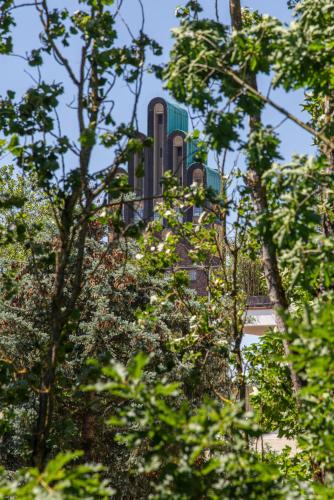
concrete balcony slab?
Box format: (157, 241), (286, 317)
(244, 307), (276, 336)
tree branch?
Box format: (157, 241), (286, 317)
(36, 0), (80, 87)
(194, 60), (333, 149)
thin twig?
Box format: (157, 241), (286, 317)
(36, 0), (80, 87)
(9, 2), (41, 10)
(215, 0), (220, 22)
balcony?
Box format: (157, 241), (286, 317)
(244, 295), (275, 336)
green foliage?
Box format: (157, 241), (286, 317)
(264, 156), (334, 294)
(245, 297), (334, 494)
(287, 0), (300, 7)
(245, 334), (298, 438)
(166, 18), (266, 151)
(0, 0), (14, 54)
(164, 1), (334, 496)
(0, 452), (114, 498)
(275, 0), (334, 93)
(289, 299), (334, 477)
(246, 127), (282, 175)
(0, 166), (52, 262)
(0, 232), (192, 469)
(2, 0), (334, 497)
(0, 0), (162, 476)
(90, 354), (297, 499)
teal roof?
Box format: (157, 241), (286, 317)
(205, 166), (221, 194)
(165, 100), (219, 194)
(187, 139), (198, 166)
(166, 101), (188, 135)
(186, 140), (208, 167)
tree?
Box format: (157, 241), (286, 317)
(0, 174), (194, 482)
(2, 0), (334, 497)
(164, 0), (334, 490)
(0, 452), (114, 499)
(0, 0), (159, 469)
(89, 353), (296, 499)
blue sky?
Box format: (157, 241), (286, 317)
(129, 0), (314, 163)
(0, 0), (314, 173)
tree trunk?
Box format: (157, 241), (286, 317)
(32, 292), (68, 469)
(32, 343), (59, 469)
(82, 392), (96, 462)
(234, 341), (246, 410)
(322, 94), (334, 237)
(231, 245), (247, 409)
(32, 219), (89, 469)
(228, 0), (300, 394)
(229, 0), (242, 30)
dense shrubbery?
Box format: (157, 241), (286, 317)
(0, 0), (334, 498)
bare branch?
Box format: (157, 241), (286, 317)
(214, 0), (220, 22)
(10, 2), (41, 10)
(78, 42), (89, 134)
(36, 0), (80, 87)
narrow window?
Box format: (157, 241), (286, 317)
(153, 103), (165, 196)
(189, 269), (197, 282)
(193, 206), (203, 217)
(133, 206), (144, 223)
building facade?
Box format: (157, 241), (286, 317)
(125, 97), (220, 225)
(120, 97), (221, 295)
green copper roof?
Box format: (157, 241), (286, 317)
(187, 140), (198, 166)
(186, 139), (208, 168)
(205, 166), (221, 194)
(165, 100), (219, 193)
(166, 101), (188, 135)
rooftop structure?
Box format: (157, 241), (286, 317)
(125, 97), (220, 224)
